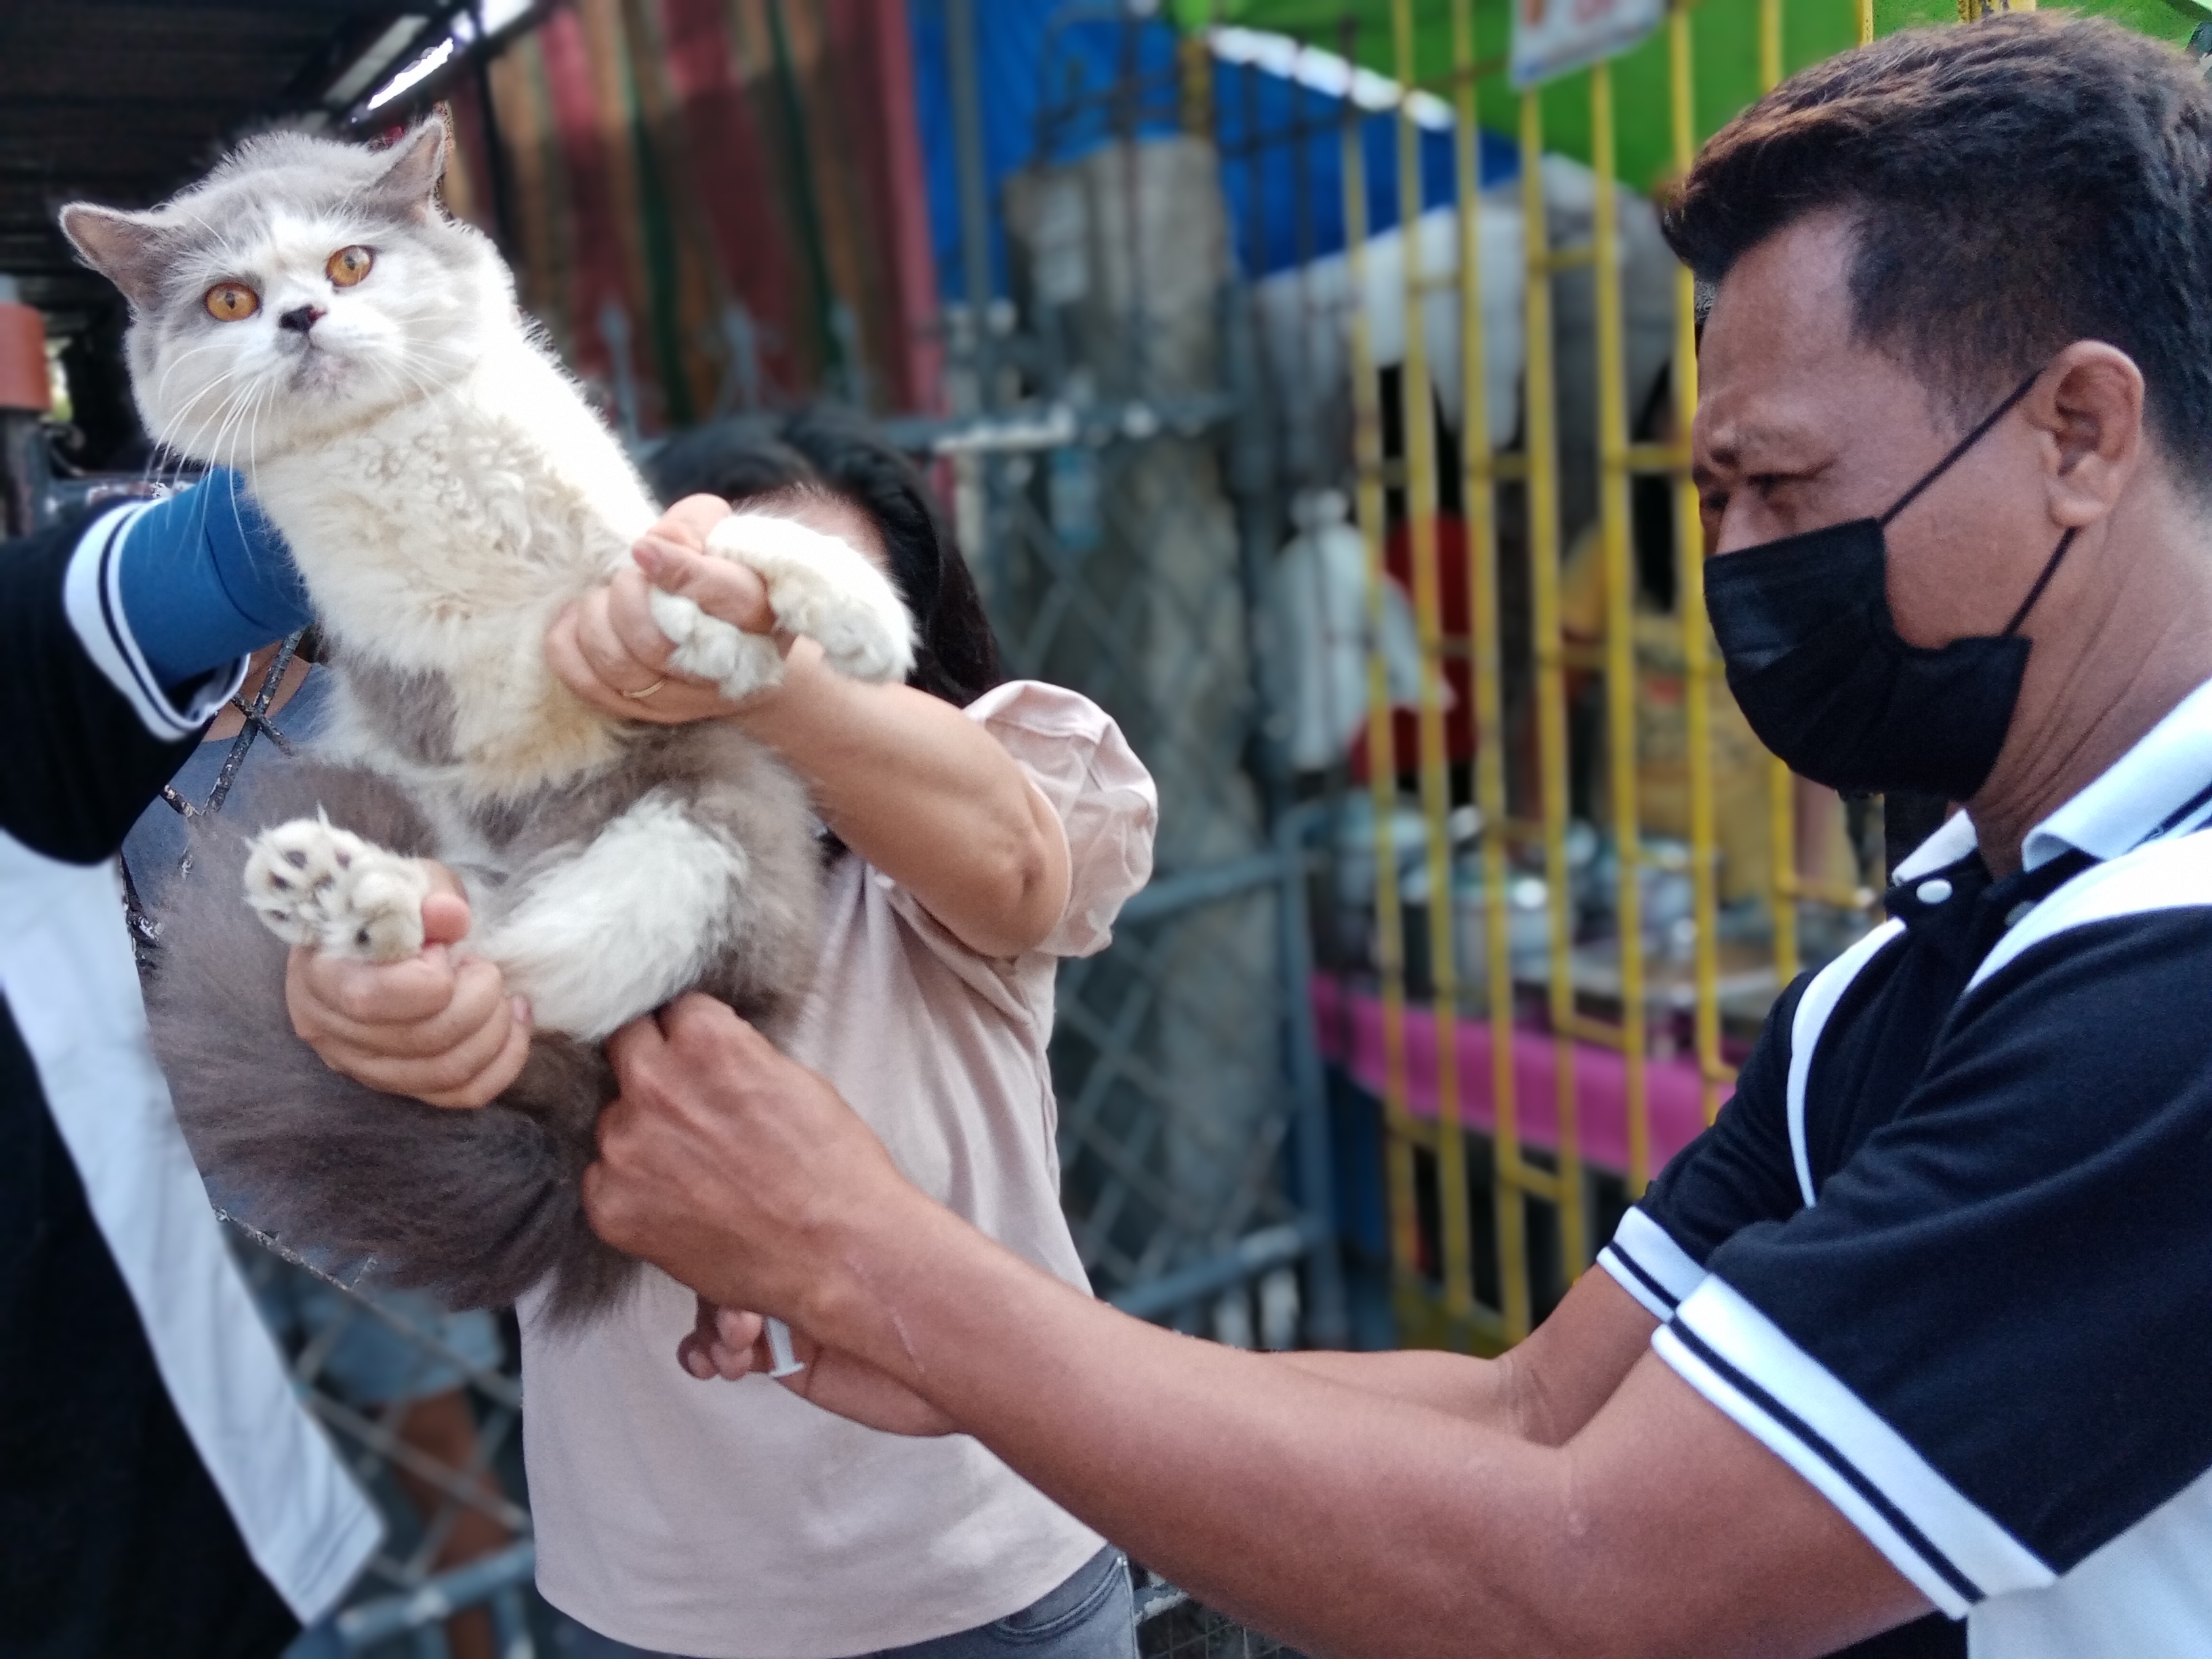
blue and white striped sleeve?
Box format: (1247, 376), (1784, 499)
(61, 471), (311, 740)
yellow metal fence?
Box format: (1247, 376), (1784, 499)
(1340, 0), (1891, 1351)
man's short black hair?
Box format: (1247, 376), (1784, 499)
(1666, 14), (2212, 480)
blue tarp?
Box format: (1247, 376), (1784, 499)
(906, 2), (1519, 300)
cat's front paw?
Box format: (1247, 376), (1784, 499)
(244, 815), (432, 962)
(648, 588), (789, 703)
(704, 514), (916, 685)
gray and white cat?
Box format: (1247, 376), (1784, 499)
(64, 121), (912, 1317)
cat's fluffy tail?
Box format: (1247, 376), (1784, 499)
(144, 763), (634, 1324)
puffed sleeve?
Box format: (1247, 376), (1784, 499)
(861, 680), (1157, 1023)
(962, 679), (1157, 960)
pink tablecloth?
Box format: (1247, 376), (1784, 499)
(1310, 975), (1725, 1178)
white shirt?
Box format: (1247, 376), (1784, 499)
(522, 681), (1158, 1659)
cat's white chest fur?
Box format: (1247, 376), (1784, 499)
(252, 333), (655, 796)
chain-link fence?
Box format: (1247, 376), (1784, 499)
(916, 5), (1349, 1353)
(1134, 1578), (1305, 1659)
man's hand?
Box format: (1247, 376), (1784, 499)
(285, 861), (531, 1109)
(584, 994), (923, 1324)
(547, 493), (782, 725)
(675, 1297), (954, 1437)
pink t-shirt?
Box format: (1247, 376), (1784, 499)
(522, 681), (1158, 1659)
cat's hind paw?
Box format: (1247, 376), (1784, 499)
(704, 513), (916, 685)
(649, 588), (789, 703)
(244, 815), (432, 962)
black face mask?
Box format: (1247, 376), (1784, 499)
(1704, 370), (2077, 802)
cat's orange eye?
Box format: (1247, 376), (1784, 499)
(326, 245), (373, 288)
(204, 283), (259, 323)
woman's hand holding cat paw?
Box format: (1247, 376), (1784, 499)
(286, 861), (533, 1110)
(548, 493), (781, 724)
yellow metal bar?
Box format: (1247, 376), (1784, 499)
(1771, 765), (1801, 981)
(1501, 1165), (1564, 1204)
(1591, 62), (1649, 1203)
(1393, 0), (1475, 1326)
(1623, 443), (1689, 474)
(1342, 71), (1422, 1292)
(1746, 0), (1799, 995)
(1451, 0), (1529, 1344)
(1567, 1014), (1630, 1050)
(1860, 0), (1876, 43)
(1538, 245), (1599, 273)
(1670, 5), (1725, 1126)
(1521, 86), (1586, 1275)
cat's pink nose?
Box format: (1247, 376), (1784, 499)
(279, 304), (325, 335)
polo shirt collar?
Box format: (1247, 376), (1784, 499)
(1891, 674), (2212, 881)
(2023, 674), (2212, 870)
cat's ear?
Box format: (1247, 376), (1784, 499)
(59, 204), (168, 310)
(367, 119), (448, 221)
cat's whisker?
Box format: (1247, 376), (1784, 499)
(205, 380), (264, 474)
(150, 337), (242, 409)
(165, 366), (260, 464)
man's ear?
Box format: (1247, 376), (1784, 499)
(58, 203), (169, 310)
(2039, 340), (2144, 530)
(366, 119), (448, 220)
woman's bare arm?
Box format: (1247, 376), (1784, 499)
(546, 497), (1069, 958)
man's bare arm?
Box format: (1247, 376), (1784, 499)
(1270, 1269), (1656, 1446)
(585, 998), (1932, 1659)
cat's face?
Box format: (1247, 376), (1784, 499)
(60, 123), (506, 464)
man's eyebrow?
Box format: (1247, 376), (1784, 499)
(1698, 413), (1819, 476)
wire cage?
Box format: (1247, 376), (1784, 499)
(918, 0), (1352, 1349)
(1183, 0), (1918, 1355)
(1133, 1577), (1305, 1659)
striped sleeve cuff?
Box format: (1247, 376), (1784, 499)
(1597, 1206), (1706, 1322)
(62, 503), (248, 740)
(1654, 1276), (2055, 1618)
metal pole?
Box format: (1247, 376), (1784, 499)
(1393, 0), (1474, 1330)
(1342, 18), (1421, 1309)
(1757, 0), (1799, 989)
(946, 0), (995, 409)
(1452, 0), (1529, 1343)
(1591, 62), (1647, 1205)
(1669, 4), (1728, 1126)
(1522, 87), (1583, 1274)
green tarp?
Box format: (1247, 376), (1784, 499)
(1173, 0), (2203, 193)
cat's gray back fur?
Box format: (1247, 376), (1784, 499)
(148, 718), (825, 1321)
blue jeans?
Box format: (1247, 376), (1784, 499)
(567, 1547), (1136, 1659)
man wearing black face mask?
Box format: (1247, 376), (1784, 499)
(557, 16), (2212, 1659)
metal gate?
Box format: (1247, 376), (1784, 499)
(907, 1), (1353, 1349)
(1305, 0), (1912, 1355)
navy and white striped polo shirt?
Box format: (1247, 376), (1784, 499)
(1601, 676), (2212, 1659)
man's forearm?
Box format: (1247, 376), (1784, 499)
(586, 1000), (1919, 1659)
(1273, 1348), (1519, 1424)
(808, 1201), (1590, 1659)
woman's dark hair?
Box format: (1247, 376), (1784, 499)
(644, 409), (1004, 708)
